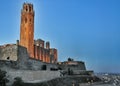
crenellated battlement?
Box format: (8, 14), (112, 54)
(23, 3), (34, 13)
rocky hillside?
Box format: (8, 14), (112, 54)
(22, 75), (101, 86)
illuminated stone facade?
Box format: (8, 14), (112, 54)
(19, 3), (57, 63)
(50, 48), (57, 63)
(34, 39), (51, 63)
(20, 3), (34, 58)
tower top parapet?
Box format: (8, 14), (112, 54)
(22, 2), (34, 13)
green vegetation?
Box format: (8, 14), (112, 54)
(0, 69), (9, 86)
(12, 77), (23, 86)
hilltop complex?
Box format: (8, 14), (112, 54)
(0, 3), (97, 85)
(0, 3), (57, 63)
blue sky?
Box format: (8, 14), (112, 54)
(0, 0), (120, 73)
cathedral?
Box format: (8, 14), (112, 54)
(0, 3), (58, 63)
(19, 3), (57, 63)
(0, 3), (96, 85)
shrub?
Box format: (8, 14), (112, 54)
(12, 77), (24, 86)
(0, 69), (9, 86)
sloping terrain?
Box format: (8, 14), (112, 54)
(22, 75), (101, 86)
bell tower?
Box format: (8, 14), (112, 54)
(20, 3), (34, 58)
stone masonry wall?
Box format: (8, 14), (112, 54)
(7, 70), (60, 83)
(26, 58), (58, 70)
(58, 62), (86, 71)
(0, 45), (86, 71)
(0, 45), (29, 70)
(0, 45), (18, 61)
(0, 45), (58, 70)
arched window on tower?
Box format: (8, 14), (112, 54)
(25, 17), (27, 23)
(29, 18), (31, 23)
(29, 6), (31, 12)
(26, 6), (28, 12)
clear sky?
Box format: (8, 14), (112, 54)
(0, 0), (120, 73)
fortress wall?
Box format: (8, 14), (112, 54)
(0, 45), (32, 70)
(17, 45), (58, 70)
(0, 45), (18, 61)
(58, 62), (86, 71)
(27, 58), (58, 70)
(0, 44), (58, 70)
(27, 59), (45, 70)
(17, 45), (29, 61)
(46, 63), (58, 70)
(7, 70), (60, 83)
(0, 44), (29, 62)
(17, 45), (30, 69)
(72, 70), (94, 75)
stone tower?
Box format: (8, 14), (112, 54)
(20, 3), (34, 58)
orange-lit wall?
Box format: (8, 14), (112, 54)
(20, 3), (34, 58)
(20, 3), (57, 63)
(50, 48), (58, 63)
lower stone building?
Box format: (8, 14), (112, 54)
(0, 43), (58, 70)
